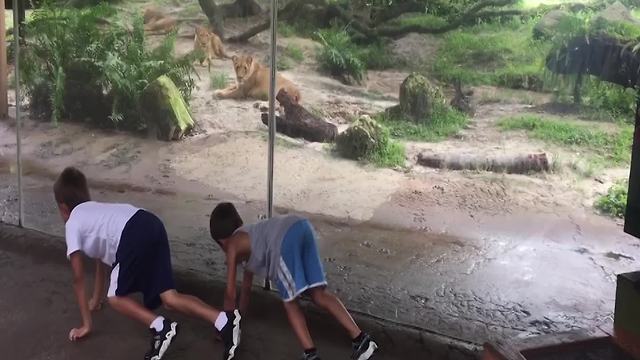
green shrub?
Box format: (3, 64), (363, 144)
(336, 116), (406, 167)
(285, 44), (305, 63)
(584, 80), (637, 121)
(595, 181), (628, 218)
(210, 72), (228, 90)
(315, 28), (366, 83)
(378, 102), (468, 142)
(21, 4), (195, 130)
(359, 41), (396, 70)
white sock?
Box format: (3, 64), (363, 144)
(150, 316), (165, 332)
(214, 312), (228, 331)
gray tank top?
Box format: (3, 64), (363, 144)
(238, 215), (304, 280)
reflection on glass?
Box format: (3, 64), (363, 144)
(4, 0), (640, 349)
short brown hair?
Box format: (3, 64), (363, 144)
(210, 202), (243, 245)
(53, 167), (91, 210)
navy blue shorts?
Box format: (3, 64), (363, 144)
(107, 210), (175, 310)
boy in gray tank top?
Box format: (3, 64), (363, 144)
(210, 202), (379, 360)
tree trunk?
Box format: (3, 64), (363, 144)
(221, 0), (264, 18)
(416, 152), (550, 174)
(198, 0), (225, 37)
(260, 89), (338, 143)
(260, 112), (338, 143)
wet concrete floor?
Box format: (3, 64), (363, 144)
(1, 171), (639, 347)
(0, 223), (475, 360)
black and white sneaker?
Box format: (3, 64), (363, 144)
(351, 333), (378, 360)
(145, 319), (179, 360)
(302, 351), (321, 360)
(219, 310), (241, 360)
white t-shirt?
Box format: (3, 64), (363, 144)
(65, 201), (140, 265)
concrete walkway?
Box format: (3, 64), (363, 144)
(0, 223), (476, 360)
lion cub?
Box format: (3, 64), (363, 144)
(215, 54), (301, 103)
(194, 26), (230, 71)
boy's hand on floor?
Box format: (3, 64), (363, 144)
(88, 297), (104, 312)
(69, 325), (91, 341)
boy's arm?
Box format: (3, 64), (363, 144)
(69, 252), (92, 341)
(89, 259), (107, 311)
(239, 270), (254, 314)
(224, 250), (238, 311)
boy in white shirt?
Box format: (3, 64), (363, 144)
(54, 167), (241, 360)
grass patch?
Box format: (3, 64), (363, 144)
(369, 140), (406, 168)
(388, 13), (448, 29)
(498, 115), (633, 165)
(209, 72), (228, 90)
(377, 106), (468, 142)
(595, 181), (628, 218)
(433, 19), (550, 90)
(277, 57), (293, 71)
(285, 44), (304, 63)
(336, 117), (406, 168)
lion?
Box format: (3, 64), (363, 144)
(215, 54), (301, 103)
(142, 6), (177, 35)
(194, 25), (230, 71)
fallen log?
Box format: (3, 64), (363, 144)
(416, 152), (550, 174)
(260, 89), (338, 143)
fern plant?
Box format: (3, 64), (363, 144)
(21, 3), (195, 131)
(315, 28), (366, 84)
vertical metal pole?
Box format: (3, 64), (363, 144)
(267, 0), (277, 219)
(13, 0), (23, 227)
(264, 0), (278, 291)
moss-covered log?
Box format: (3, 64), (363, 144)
(141, 75), (194, 141)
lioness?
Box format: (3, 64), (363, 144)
(143, 6), (177, 35)
(215, 54), (301, 103)
(194, 26), (230, 71)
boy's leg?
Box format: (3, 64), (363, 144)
(283, 300), (315, 351)
(108, 295), (157, 326)
(308, 287), (360, 338)
(159, 289), (220, 323)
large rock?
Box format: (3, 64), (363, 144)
(395, 73), (444, 123)
(336, 115), (387, 160)
(140, 75), (194, 141)
(596, 1), (640, 27)
(533, 10), (571, 39)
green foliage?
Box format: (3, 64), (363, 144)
(387, 13), (448, 29)
(498, 115), (633, 165)
(377, 103), (468, 141)
(210, 72), (228, 90)
(285, 44), (305, 63)
(21, 4), (195, 130)
(336, 116), (406, 167)
(595, 181), (628, 218)
(433, 19), (550, 90)
(358, 41), (396, 70)
(315, 27), (396, 82)
(584, 79), (637, 120)
(315, 28), (366, 83)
